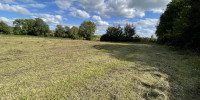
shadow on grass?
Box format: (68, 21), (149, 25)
(93, 43), (200, 100)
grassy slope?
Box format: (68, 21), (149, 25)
(0, 35), (199, 100)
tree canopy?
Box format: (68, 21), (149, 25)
(79, 21), (96, 40)
(68, 26), (79, 39)
(100, 24), (136, 42)
(55, 25), (65, 37)
(156, 0), (200, 51)
(0, 21), (12, 34)
(12, 18), (50, 37)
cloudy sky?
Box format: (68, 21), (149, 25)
(0, 0), (171, 37)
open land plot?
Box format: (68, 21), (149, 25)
(0, 35), (199, 100)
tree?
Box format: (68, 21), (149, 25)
(64, 26), (70, 38)
(150, 35), (156, 42)
(155, 0), (200, 51)
(68, 26), (79, 39)
(155, 0), (184, 44)
(25, 19), (35, 35)
(0, 21), (12, 34)
(100, 25), (125, 42)
(13, 19), (36, 35)
(79, 21), (96, 40)
(13, 19), (24, 35)
(34, 18), (50, 37)
(55, 25), (65, 37)
(124, 24), (136, 41)
(182, 0), (200, 50)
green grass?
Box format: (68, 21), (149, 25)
(0, 35), (199, 100)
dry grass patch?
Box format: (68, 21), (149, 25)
(0, 35), (199, 100)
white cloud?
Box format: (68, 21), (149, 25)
(55, 10), (65, 14)
(31, 14), (62, 25)
(92, 15), (109, 26)
(133, 18), (159, 37)
(113, 19), (133, 25)
(0, 3), (31, 15)
(70, 8), (90, 19)
(54, 0), (170, 18)
(137, 28), (156, 38)
(134, 18), (159, 29)
(127, 0), (170, 10)
(2, 0), (15, 3)
(78, 0), (170, 18)
(27, 4), (46, 8)
(0, 17), (14, 26)
(19, 0), (34, 3)
(0, 3), (63, 25)
(151, 8), (165, 13)
(95, 25), (108, 35)
(55, 0), (74, 10)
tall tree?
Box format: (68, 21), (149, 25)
(156, 0), (184, 44)
(34, 18), (50, 37)
(79, 21), (96, 40)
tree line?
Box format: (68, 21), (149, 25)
(0, 18), (97, 40)
(100, 24), (135, 42)
(100, 24), (156, 42)
(156, 0), (200, 51)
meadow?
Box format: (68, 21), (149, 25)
(0, 35), (199, 100)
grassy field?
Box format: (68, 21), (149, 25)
(0, 35), (199, 100)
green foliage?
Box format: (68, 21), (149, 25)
(13, 24), (21, 35)
(124, 24), (136, 41)
(34, 18), (50, 37)
(55, 25), (65, 37)
(0, 21), (12, 34)
(68, 26), (79, 39)
(100, 24), (136, 42)
(131, 35), (156, 43)
(64, 26), (70, 38)
(25, 19), (35, 35)
(79, 21), (96, 40)
(13, 18), (50, 37)
(101, 25), (123, 42)
(156, 0), (200, 51)
(183, 0), (200, 51)
(150, 35), (156, 42)
(13, 19), (23, 35)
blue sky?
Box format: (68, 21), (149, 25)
(0, 0), (171, 37)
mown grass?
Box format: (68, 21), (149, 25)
(0, 35), (199, 100)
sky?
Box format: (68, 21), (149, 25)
(0, 0), (171, 37)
